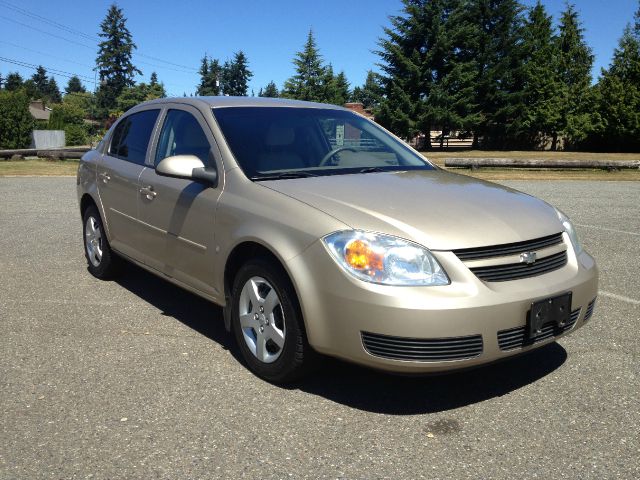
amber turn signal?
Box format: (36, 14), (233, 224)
(345, 239), (383, 272)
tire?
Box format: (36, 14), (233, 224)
(82, 205), (121, 279)
(231, 258), (314, 384)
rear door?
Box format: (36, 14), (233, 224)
(138, 105), (223, 297)
(97, 108), (160, 262)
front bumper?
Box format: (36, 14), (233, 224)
(287, 238), (598, 373)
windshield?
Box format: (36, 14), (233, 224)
(212, 107), (434, 180)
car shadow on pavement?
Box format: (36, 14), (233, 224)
(113, 262), (567, 415)
(296, 343), (567, 414)
(114, 262), (239, 356)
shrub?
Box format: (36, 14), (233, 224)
(0, 90), (36, 149)
(64, 124), (88, 146)
(48, 103), (85, 130)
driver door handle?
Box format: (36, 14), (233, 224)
(140, 186), (157, 200)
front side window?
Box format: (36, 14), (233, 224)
(212, 107), (434, 179)
(108, 109), (160, 165)
(155, 109), (211, 166)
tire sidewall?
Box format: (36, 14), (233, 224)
(231, 259), (305, 383)
(82, 206), (115, 279)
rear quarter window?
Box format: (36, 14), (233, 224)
(108, 109), (160, 165)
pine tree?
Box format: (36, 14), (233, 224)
(4, 72), (23, 91)
(221, 51), (252, 96)
(457, 0), (525, 148)
(197, 56), (223, 96)
(557, 3), (594, 148)
(0, 89), (36, 149)
(31, 66), (48, 94)
(66, 76), (86, 94)
(377, 0), (470, 145)
(282, 30), (326, 101)
(95, 4), (141, 116)
(147, 73), (166, 99)
(45, 77), (62, 103)
(332, 71), (350, 105)
(260, 81), (279, 98)
(596, 21), (640, 151)
(512, 1), (563, 148)
(351, 70), (383, 109)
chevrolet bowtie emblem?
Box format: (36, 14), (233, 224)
(520, 252), (537, 264)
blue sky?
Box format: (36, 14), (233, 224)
(0, 0), (637, 97)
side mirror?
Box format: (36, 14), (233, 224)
(156, 155), (218, 186)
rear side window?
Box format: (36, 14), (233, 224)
(155, 110), (211, 166)
(109, 109), (160, 165)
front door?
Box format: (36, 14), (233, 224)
(97, 109), (160, 262)
(138, 106), (222, 297)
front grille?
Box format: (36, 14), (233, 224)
(584, 297), (597, 322)
(469, 250), (568, 282)
(453, 232), (564, 261)
(497, 308), (580, 351)
(361, 331), (483, 361)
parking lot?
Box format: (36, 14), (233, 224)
(1, 177), (638, 479)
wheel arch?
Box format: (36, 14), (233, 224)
(222, 240), (305, 334)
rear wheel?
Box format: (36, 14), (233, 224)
(231, 258), (313, 383)
(82, 205), (120, 279)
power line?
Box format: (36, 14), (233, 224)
(0, 0), (98, 42)
(0, 40), (95, 71)
(0, 15), (96, 50)
(0, 56), (97, 84)
(0, 2), (199, 73)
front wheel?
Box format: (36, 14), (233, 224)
(231, 258), (314, 383)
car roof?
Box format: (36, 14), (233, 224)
(137, 96), (349, 111)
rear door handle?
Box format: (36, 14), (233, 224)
(98, 172), (111, 183)
(140, 186), (157, 200)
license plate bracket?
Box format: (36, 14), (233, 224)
(528, 292), (572, 339)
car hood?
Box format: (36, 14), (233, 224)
(259, 170), (564, 250)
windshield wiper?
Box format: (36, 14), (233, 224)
(250, 171), (319, 181)
(357, 166), (389, 174)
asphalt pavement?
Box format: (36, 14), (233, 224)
(1, 177), (638, 479)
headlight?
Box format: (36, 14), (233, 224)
(556, 209), (582, 255)
(323, 230), (450, 286)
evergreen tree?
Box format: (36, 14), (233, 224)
(332, 71), (350, 105)
(556, 3), (594, 148)
(351, 70), (383, 109)
(196, 56), (222, 96)
(95, 4), (141, 116)
(512, 1), (563, 148)
(208, 59), (223, 95)
(596, 22), (640, 151)
(376, 0), (437, 141)
(45, 77), (62, 103)
(147, 72), (166, 98)
(31, 65), (48, 94)
(221, 51), (252, 96)
(460, 0), (525, 148)
(260, 81), (279, 98)
(282, 30), (326, 101)
(65, 76), (86, 94)
(0, 90), (36, 149)
(5, 72), (23, 91)
(377, 0), (469, 144)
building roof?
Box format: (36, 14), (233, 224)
(28, 100), (51, 121)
